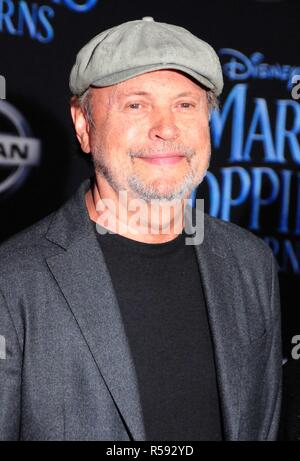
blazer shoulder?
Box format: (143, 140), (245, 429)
(0, 177), (91, 276)
(203, 213), (275, 263)
(202, 215), (280, 324)
(0, 211), (56, 267)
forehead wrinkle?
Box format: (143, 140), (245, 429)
(105, 84), (120, 108)
(113, 88), (153, 104)
(121, 90), (151, 97)
(91, 86), (120, 118)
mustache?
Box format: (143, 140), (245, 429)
(128, 143), (196, 159)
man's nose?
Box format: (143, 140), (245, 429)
(148, 109), (180, 141)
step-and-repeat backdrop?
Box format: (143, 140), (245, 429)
(1, 0), (299, 436)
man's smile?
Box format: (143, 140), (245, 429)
(135, 152), (186, 165)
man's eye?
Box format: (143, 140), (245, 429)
(127, 103), (142, 109)
(179, 102), (194, 109)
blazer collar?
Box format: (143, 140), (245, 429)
(45, 177), (94, 250)
(46, 177), (146, 440)
(194, 227), (241, 440)
(45, 177), (241, 440)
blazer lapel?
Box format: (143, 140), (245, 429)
(194, 221), (241, 440)
(45, 178), (146, 440)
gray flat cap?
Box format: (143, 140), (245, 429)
(69, 17), (223, 96)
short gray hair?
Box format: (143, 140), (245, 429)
(72, 85), (219, 128)
(72, 88), (95, 129)
(207, 90), (219, 112)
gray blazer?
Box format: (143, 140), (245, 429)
(0, 178), (282, 441)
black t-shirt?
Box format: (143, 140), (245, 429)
(94, 224), (223, 441)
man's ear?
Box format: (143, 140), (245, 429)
(70, 97), (91, 153)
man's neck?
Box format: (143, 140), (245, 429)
(85, 177), (187, 244)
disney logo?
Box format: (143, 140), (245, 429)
(51, 0), (98, 13)
(219, 48), (300, 90)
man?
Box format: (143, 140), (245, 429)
(0, 18), (281, 441)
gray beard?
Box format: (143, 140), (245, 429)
(91, 145), (209, 203)
(127, 170), (198, 202)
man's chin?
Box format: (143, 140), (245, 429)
(128, 177), (196, 202)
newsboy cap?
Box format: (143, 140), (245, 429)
(69, 17), (223, 96)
